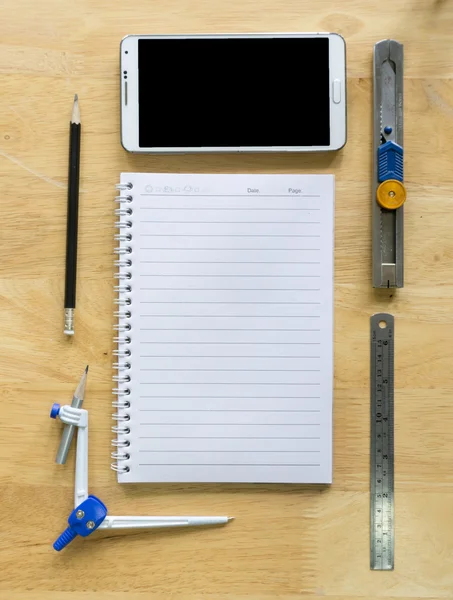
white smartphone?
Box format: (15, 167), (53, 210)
(120, 33), (347, 153)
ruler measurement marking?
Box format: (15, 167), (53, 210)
(370, 314), (394, 570)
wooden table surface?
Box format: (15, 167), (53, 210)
(2, 0), (453, 598)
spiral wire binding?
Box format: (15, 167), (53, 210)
(111, 182), (133, 474)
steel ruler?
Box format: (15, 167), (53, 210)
(370, 313), (395, 570)
(372, 40), (405, 288)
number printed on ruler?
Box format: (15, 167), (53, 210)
(370, 313), (395, 571)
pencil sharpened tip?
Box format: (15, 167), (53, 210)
(228, 517), (235, 522)
(71, 95), (81, 124)
(85, 365), (89, 373)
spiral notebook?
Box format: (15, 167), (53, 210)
(113, 173), (334, 483)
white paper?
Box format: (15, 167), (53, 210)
(117, 173), (334, 483)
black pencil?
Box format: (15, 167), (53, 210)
(64, 94), (81, 336)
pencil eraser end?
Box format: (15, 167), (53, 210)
(64, 308), (75, 335)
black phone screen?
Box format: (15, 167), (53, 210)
(138, 37), (330, 148)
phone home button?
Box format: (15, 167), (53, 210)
(332, 79), (341, 104)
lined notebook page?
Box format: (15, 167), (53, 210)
(120, 173), (334, 483)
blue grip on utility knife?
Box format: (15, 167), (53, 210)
(378, 140), (404, 182)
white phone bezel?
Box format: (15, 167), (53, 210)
(120, 33), (346, 153)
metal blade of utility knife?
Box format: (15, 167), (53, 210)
(372, 40), (404, 289)
(380, 60), (396, 143)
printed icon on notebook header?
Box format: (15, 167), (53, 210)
(145, 185), (153, 193)
(184, 186), (192, 193)
(164, 186), (172, 193)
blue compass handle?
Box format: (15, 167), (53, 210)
(53, 495), (108, 551)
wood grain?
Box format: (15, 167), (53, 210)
(2, 0), (453, 598)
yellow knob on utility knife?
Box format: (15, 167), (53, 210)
(376, 179), (406, 210)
